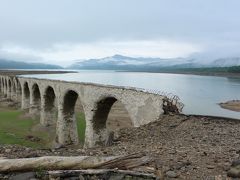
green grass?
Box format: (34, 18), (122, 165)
(0, 108), (86, 148)
(76, 112), (86, 144)
(0, 109), (49, 148)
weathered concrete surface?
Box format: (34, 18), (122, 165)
(0, 75), (167, 148)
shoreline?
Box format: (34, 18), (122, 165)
(219, 100), (240, 112)
(1, 69), (240, 78)
(119, 70), (240, 78)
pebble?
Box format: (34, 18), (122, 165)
(9, 172), (35, 180)
(228, 166), (240, 178)
(231, 159), (240, 166)
(5, 149), (11, 153)
(166, 171), (178, 178)
(206, 165), (215, 169)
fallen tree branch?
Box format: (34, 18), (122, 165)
(0, 153), (152, 172)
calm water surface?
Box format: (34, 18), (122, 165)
(22, 70), (240, 119)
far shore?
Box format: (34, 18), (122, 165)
(1, 69), (240, 78)
(119, 70), (240, 78)
(0, 70), (76, 76)
(159, 71), (240, 78)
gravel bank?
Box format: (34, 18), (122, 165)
(0, 114), (240, 179)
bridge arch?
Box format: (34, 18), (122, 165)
(91, 95), (133, 146)
(56, 89), (86, 145)
(41, 86), (57, 126)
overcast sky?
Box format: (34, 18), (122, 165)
(0, 0), (240, 66)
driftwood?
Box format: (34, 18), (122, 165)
(0, 153), (152, 172)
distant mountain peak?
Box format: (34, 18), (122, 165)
(112, 54), (126, 58)
(0, 59), (62, 69)
(68, 54), (240, 70)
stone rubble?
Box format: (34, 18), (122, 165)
(0, 114), (239, 179)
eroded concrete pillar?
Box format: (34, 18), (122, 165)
(29, 90), (41, 116)
(16, 83), (22, 102)
(6, 80), (11, 99)
(10, 84), (14, 100)
(21, 84), (30, 110)
(83, 109), (95, 148)
(55, 102), (79, 145)
(0, 77), (3, 93)
(3, 80), (7, 97)
(40, 98), (56, 126)
(83, 105), (110, 148)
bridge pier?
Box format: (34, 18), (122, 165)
(11, 79), (17, 101)
(10, 84), (15, 100)
(87, 97), (118, 147)
(0, 78), (3, 95)
(40, 86), (56, 126)
(6, 80), (11, 99)
(0, 78), (2, 94)
(3, 79), (7, 97)
(21, 82), (30, 110)
(40, 99), (56, 126)
(83, 107), (111, 148)
(29, 102), (40, 117)
(16, 80), (22, 102)
(29, 84), (41, 116)
(56, 102), (79, 145)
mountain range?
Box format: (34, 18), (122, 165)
(68, 55), (240, 70)
(1, 55), (240, 70)
(0, 59), (62, 69)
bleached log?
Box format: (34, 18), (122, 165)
(0, 153), (152, 172)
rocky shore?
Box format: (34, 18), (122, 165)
(0, 114), (240, 179)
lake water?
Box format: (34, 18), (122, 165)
(22, 70), (240, 119)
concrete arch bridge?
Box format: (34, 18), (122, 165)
(0, 75), (172, 148)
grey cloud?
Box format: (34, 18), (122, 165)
(0, 0), (240, 61)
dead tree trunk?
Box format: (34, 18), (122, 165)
(0, 153), (152, 172)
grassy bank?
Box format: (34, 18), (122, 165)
(0, 108), (86, 148)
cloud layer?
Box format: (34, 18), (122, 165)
(0, 0), (240, 65)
